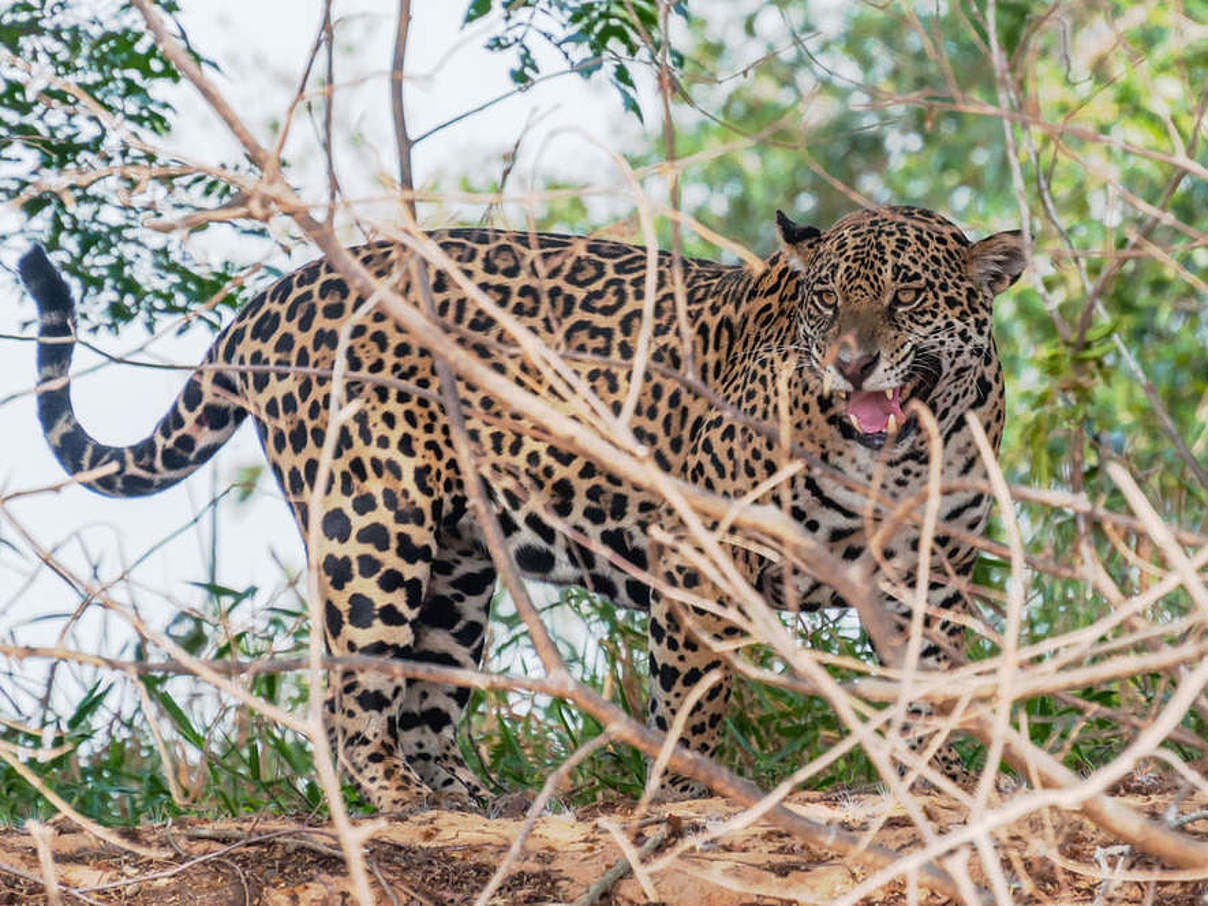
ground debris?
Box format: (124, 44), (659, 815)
(1, 789), (1206, 904)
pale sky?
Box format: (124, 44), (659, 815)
(0, 0), (657, 703)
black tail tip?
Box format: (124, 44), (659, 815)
(18, 245), (75, 316)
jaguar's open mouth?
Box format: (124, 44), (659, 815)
(833, 368), (939, 451)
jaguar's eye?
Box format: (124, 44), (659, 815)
(893, 286), (924, 310)
(815, 288), (838, 314)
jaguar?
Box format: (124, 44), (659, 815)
(18, 205), (1025, 808)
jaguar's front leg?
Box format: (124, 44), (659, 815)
(645, 564), (741, 800)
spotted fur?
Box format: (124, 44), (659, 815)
(18, 206), (1024, 808)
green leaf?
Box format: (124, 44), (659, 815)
(463, 0), (492, 23)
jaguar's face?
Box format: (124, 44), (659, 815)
(779, 206), (1026, 451)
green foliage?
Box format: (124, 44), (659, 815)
(726, 614), (879, 789)
(464, 0), (686, 120)
(0, 575), (320, 824)
(0, 0), (262, 332)
(462, 588), (649, 801)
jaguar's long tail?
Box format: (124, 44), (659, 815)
(18, 246), (247, 497)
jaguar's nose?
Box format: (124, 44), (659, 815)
(836, 348), (879, 389)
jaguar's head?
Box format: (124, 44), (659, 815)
(777, 205), (1026, 450)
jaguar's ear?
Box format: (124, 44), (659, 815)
(776, 209), (821, 272)
(969, 230), (1026, 296)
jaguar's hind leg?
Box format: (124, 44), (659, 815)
(308, 476), (442, 811)
(395, 533), (495, 800)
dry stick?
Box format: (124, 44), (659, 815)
(402, 204), (693, 896)
(27, 821), (63, 906)
(131, 675), (187, 807)
(1083, 530), (1208, 732)
(1104, 464), (1208, 726)
(865, 94), (1208, 184)
(0, 736), (73, 764)
(887, 401), (944, 764)
(716, 468), (1208, 883)
(321, 1), (338, 219)
(1072, 81), (1208, 348)
(1050, 689), (1207, 756)
(965, 413), (1026, 904)
(657, 0), (694, 377)
(0, 513), (308, 739)
(0, 859), (98, 906)
(390, 49), (582, 906)
(939, 617), (1208, 873)
(967, 414), (1024, 812)
(1045, 849), (1208, 885)
(130, 0), (571, 664)
(13, 608), (1208, 729)
(263, 2), (338, 202)
(612, 146), (661, 428)
(1, 462), (120, 503)
(0, 643), (585, 701)
(472, 733), (616, 906)
(598, 820), (660, 900)
(280, 0), (340, 225)
(0, 634), (1133, 719)
(623, 0), (693, 375)
(407, 262), (568, 682)
(1028, 136), (1208, 493)
(861, 408), (973, 803)
(404, 255), (580, 898)
(984, 698), (1208, 873)
(985, 0), (1037, 290)
(1107, 462), (1208, 616)
(391, 0), (416, 221)
(77, 828), (352, 897)
(638, 668), (725, 809)
(642, 697), (915, 877)
(831, 731), (1208, 906)
(1034, 115), (1208, 499)
(302, 295), (383, 906)
(854, 635), (1208, 712)
(1025, 550), (1208, 668)
(415, 57), (606, 150)
(1128, 228), (1208, 296)
(572, 825), (669, 906)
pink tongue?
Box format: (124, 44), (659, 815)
(847, 388), (904, 434)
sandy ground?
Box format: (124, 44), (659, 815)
(2, 787), (1207, 905)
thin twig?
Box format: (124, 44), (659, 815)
(571, 824), (669, 906)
